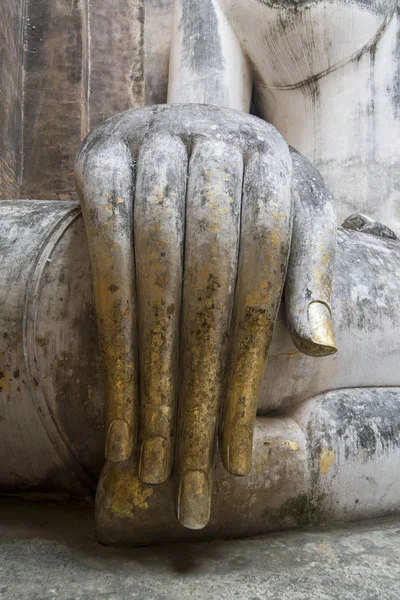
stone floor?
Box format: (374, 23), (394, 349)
(0, 497), (399, 600)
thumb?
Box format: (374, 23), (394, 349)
(285, 148), (337, 357)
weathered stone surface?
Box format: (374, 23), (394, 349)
(0, 0), (168, 202)
(342, 213), (398, 240)
(0, 200), (98, 494)
(75, 103), (298, 529)
(238, 1), (400, 232)
(295, 388), (400, 523)
(3, 0), (400, 227)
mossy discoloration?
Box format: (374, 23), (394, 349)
(278, 491), (328, 527)
(301, 389), (400, 465)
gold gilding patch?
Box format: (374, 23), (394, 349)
(105, 419), (132, 462)
(0, 376), (10, 392)
(321, 253), (330, 265)
(269, 349), (301, 361)
(266, 437), (299, 452)
(280, 439), (299, 452)
(106, 466), (154, 518)
(320, 448), (335, 475)
(254, 437), (299, 472)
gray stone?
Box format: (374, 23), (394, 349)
(342, 213), (398, 240)
(0, 497), (400, 599)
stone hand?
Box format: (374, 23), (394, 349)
(76, 104), (336, 530)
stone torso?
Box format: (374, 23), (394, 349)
(220, 0), (393, 87)
(218, 0), (400, 231)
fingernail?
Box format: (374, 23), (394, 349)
(308, 301), (337, 356)
(105, 419), (132, 462)
(227, 425), (253, 476)
(177, 470), (210, 530)
(139, 436), (169, 484)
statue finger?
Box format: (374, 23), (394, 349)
(76, 138), (138, 463)
(176, 140), (243, 529)
(134, 135), (188, 484)
(220, 149), (292, 476)
(285, 149), (337, 357)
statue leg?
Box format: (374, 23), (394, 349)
(95, 387), (400, 545)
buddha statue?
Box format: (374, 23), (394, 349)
(1, 0), (399, 546)
(74, 0), (400, 543)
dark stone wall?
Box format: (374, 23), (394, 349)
(0, 0), (169, 201)
(21, 0), (145, 201)
(0, 0), (26, 199)
(22, 0), (88, 201)
(144, 0), (174, 106)
(89, 0), (145, 130)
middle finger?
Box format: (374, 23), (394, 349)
(176, 139), (243, 529)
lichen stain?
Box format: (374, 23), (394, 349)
(320, 448), (335, 475)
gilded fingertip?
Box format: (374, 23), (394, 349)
(105, 418), (132, 462)
(139, 436), (169, 484)
(177, 470), (210, 530)
(227, 425), (253, 476)
(308, 301), (337, 356)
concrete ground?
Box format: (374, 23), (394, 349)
(0, 497), (399, 600)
